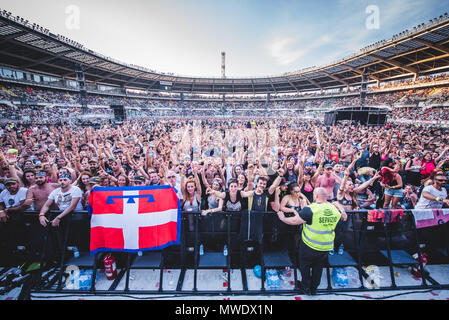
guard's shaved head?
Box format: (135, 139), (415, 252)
(313, 187), (328, 202)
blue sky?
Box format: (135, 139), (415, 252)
(1, 0), (448, 77)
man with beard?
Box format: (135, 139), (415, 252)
(88, 158), (100, 176)
(39, 174), (82, 227)
(0, 177), (30, 255)
(0, 178), (29, 221)
(25, 171), (59, 212)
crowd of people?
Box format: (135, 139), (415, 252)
(1, 118), (448, 218)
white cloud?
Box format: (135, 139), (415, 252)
(267, 34), (332, 66)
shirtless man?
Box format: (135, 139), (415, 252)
(315, 164), (339, 201)
(339, 142), (355, 167)
(25, 171), (59, 212)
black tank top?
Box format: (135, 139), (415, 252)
(339, 196), (353, 207)
(301, 184), (314, 203)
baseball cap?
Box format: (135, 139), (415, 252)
(4, 177), (18, 185)
(304, 162), (313, 167)
(89, 176), (103, 184)
(88, 158), (98, 163)
(134, 175), (146, 183)
(324, 163), (333, 169)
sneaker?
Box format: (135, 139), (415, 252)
(329, 249), (335, 256)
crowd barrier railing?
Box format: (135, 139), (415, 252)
(0, 209), (448, 296)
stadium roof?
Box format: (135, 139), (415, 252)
(1, 11), (449, 94)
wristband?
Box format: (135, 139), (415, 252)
(435, 197), (442, 202)
(39, 213), (45, 217)
(9, 165), (14, 168)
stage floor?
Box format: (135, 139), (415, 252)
(2, 264), (448, 300)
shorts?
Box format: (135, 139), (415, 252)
(384, 187), (403, 198)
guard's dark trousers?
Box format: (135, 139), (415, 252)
(298, 241), (328, 293)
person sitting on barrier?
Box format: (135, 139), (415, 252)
(276, 187), (346, 295)
(278, 182), (310, 254)
(415, 172), (449, 209)
(280, 182), (310, 216)
(38, 173), (83, 228)
(379, 158), (404, 209)
(24, 171), (59, 212)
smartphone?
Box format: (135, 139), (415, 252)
(283, 212), (295, 218)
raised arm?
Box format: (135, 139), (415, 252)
(268, 168), (285, 195)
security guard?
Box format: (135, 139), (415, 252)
(277, 187), (347, 295)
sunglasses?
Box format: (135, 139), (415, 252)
(167, 175), (176, 179)
(436, 179), (447, 183)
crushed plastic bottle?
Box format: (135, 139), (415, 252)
(266, 269), (280, 290)
(332, 267), (349, 288)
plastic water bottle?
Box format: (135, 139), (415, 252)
(266, 269), (280, 290)
(199, 243), (204, 256)
(338, 244), (344, 255)
(223, 244), (228, 256)
(73, 246), (80, 258)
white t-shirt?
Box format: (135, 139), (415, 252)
(0, 187), (28, 208)
(48, 185), (83, 211)
(415, 185), (447, 209)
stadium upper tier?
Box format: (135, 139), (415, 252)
(0, 9), (449, 94)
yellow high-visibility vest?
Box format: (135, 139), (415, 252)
(302, 203), (341, 251)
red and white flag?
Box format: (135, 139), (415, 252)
(87, 186), (181, 254)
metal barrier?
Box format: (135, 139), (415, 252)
(0, 209), (448, 296)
